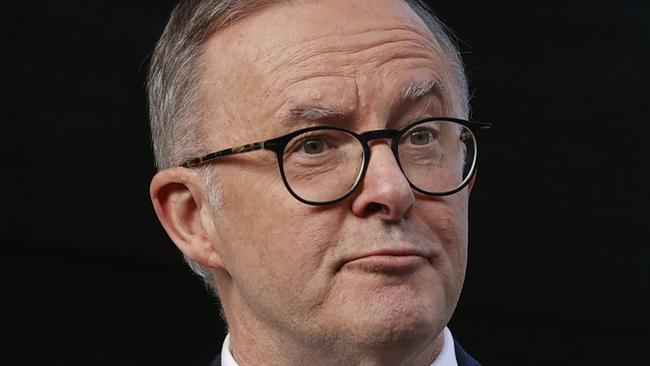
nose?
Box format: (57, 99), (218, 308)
(351, 143), (415, 221)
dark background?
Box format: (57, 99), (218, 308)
(4, 0), (649, 364)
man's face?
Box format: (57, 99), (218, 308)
(201, 0), (468, 355)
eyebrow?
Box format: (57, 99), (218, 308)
(282, 104), (345, 123)
(280, 79), (444, 124)
(401, 79), (444, 104)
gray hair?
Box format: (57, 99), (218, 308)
(147, 0), (470, 292)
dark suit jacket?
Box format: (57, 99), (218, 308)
(211, 339), (481, 366)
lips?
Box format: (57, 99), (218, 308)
(340, 248), (431, 274)
(354, 248), (426, 258)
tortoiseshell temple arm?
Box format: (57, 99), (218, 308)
(181, 142), (266, 168)
(459, 120), (491, 143)
(460, 131), (473, 142)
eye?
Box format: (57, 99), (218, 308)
(408, 129), (434, 145)
(301, 138), (327, 154)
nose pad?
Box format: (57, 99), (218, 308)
(351, 144), (415, 220)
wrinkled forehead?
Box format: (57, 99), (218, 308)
(198, 0), (457, 141)
(206, 0), (437, 57)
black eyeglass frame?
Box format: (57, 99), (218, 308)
(181, 117), (492, 206)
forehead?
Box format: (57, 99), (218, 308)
(199, 0), (456, 140)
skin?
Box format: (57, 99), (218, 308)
(151, 1), (473, 365)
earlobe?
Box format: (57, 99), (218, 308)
(150, 168), (225, 270)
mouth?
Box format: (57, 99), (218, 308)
(341, 249), (431, 274)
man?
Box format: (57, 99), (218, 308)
(148, 0), (490, 365)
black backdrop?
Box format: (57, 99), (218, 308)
(4, 1), (649, 364)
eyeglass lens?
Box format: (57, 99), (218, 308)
(282, 120), (476, 203)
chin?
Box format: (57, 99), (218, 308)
(337, 283), (448, 348)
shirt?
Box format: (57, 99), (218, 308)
(221, 327), (458, 366)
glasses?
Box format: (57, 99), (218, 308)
(182, 117), (491, 205)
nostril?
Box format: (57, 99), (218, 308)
(366, 202), (389, 215)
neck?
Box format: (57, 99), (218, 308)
(225, 307), (445, 366)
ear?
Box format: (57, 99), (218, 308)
(150, 167), (225, 270)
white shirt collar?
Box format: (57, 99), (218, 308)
(432, 327), (459, 366)
(221, 327), (458, 366)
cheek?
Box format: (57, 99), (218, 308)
(418, 193), (469, 271)
(227, 210), (345, 321)
(262, 208), (343, 289)
(422, 193), (466, 230)
(218, 177), (341, 291)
